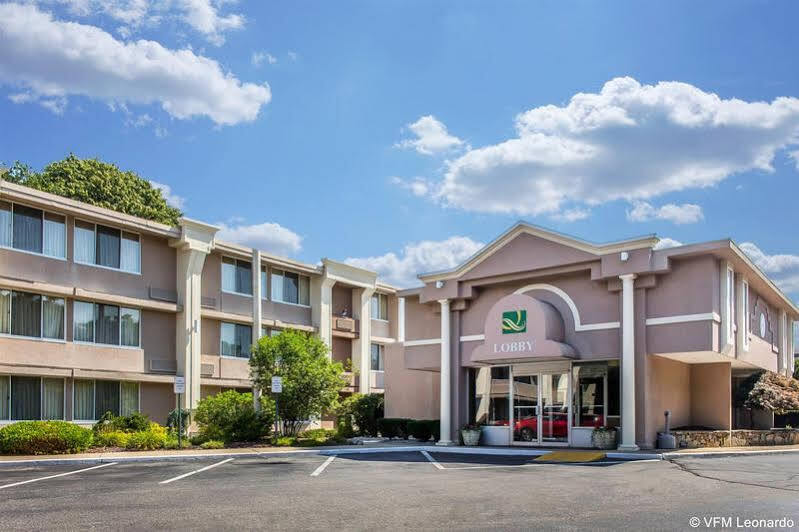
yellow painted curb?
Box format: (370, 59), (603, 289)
(534, 451), (606, 463)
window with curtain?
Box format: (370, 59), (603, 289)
(74, 220), (96, 264)
(0, 375), (9, 420)
(222, 257), (252, 295)
(95, 380), (120, 419)
(260, 267), (268, 299)
(12, 204), (43, 254)
(43, 213), (66, 259)
(120, 382), (139, 416)
(370, 343), (384, 371)
(11, 291), (41, 338)
(0, 289), (10, 335)
(95, 304), (120, 345)
(42, 378), (64, 420)
(221, 322), (252, 358)
(0, 200), (11, 248)
(42, 296), (65, 340)
(120, 308), (140, 347)
(73, 379), (94, 420)
(73, 301), (95, 342)
(96, 225), (121, 269)
(11, 376), (41, 420)
(120, 232), (140, 273)
(371, 294), (388, 320)
(271, 269), (309, 305)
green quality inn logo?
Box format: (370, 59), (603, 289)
(502, 310), (526, 334)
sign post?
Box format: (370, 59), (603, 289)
(271, 376), (282, 437)
(174, 376), (186, 448)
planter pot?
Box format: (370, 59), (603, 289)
(461, 429), (481, 446)
(591, 429), (617, 450)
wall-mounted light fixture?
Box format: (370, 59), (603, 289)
(620, 251), (629, 262)
(435, 280), (445, 289)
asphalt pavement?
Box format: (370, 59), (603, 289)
(1, 451), (798, 530)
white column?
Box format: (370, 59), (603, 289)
(779, 310), (787, 375)
(252, 249), (263, 411)
(355, 288), (375, 394)
(397, 297), (405, 343)
(436, 299), (454, 446)
(619, 274), (638, 451)
(311, 276), (336, 349)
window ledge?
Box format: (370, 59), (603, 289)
(74, 260), (141, 276)
(0, 244), (66, 262)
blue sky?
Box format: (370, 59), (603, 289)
(1, 1), (798, 296)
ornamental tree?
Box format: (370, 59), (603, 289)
(250, 330), (348, 437)
(743, 371), (799, 414)
(2, 155), (182, 226)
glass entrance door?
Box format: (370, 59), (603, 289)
(512, 373), (538, 443)
(540, 372), (569, 443)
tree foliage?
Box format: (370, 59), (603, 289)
(250, 330), (347, 437)
(742, 371), (799, 414)
(2, 155), (182, 226)
(794, 358), (799, 380)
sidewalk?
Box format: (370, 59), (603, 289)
(1, 441), (798, 466)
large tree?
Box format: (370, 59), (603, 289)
(2, 155), (182, 226)
(250, 330), (348, 437)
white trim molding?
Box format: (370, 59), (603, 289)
(513, 283), (620, 331)
(645, 313), (721, 326)
(370, 336), (396, 344)
(460, 334), (485, 342)
(403, 338), (442, 347)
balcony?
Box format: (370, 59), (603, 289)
(370, 370), (384, 390)
(332, 316), (359, 338)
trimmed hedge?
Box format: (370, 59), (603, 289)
(378, 418), (412, 439)
(407, 420), (440, 442)
(94, 430), (131, 448)
(0, 421), (94, 455)
(194, 390), (274, 443)
(125, 423), (168, 450)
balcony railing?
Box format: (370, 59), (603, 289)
(370, 370), (385, 390)
(333, 316), (358, 335)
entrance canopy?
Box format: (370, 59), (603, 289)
(471, 293), (576, 364)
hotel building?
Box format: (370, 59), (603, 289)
(0, 180), (397, 425)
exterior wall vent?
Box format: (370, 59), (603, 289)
(201, 363), (215, 377)
(149, 287), (178, 303)
(149, 359), (177, 374)
(201, 296), (217, 309)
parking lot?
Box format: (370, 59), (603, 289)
(1, 451), (798, 530)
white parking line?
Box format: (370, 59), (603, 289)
(420, 450), (444, 470)
(0, 462), (118, 490)
(310, 456), (336, 477)
(159, 458), (234, 485)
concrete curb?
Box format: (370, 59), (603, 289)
(663, 447), (799, 460)
(0, 445), (663, 466)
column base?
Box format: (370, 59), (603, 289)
(617, 444), (640, 452)
(435, 440), (458, 447)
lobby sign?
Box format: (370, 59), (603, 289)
(471, 293), (576, 363)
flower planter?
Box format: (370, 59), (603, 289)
(591, 428), (617, 450)
(461, 429), (481, 446)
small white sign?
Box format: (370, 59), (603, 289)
(271, 376), (283, 393)
(174, 376), (186, 394)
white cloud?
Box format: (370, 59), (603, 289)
(251, 51), (277, 67)
(390, 176), (431, 197)
(37, 0), (243, 45)
(740, 243), (799, 294)
(653, 237), (683, 250)
(549, 207), (590, 222)
(287, 51), (298, 61)
(627, 201), (704, 224)
(8, 91), (67, 114)
(396, 115), (465, 155)
(345, 236), (484, 287)
(149, 180), (185, 210)
(428, 77), (799, 218)
(217, 221), (303, 257)
(0, 3), (271, 126)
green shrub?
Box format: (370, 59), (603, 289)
(335, 413), (355, 438)
(295, 428), (347, 447)
(407, 420), (432, 442)
(0, 421), (94, 455)
(200, 440), (225, 450)
(429, 419), (441, 441)
(166, 408), (190, 438)
(93, 411), (151, 434)
(378, 418), (412, 439)
(163, 436), (191, 450)
(190, 434), (208, 446)
(194, 390), (274, 443)
(337, 393), (384, 437)
(274, 436), (297, 447)
(94, 430), (130, 448)
(125, 423), (167, 450)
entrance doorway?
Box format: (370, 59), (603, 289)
(511, 364), (570, 445)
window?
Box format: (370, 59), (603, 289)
(73, 379), (94, 421)
(261, 326), (281, 338)
(572, 361), (619, 428)
(221, 322), (252, 358)
(0, 289), (65, 340)
(371, 293), (388, 320)
(0, 201), (65, 259)
(81, 380), (140, 420)
(370, 343), (384, 371)
(471, 366), (510, 426)
(222, 257), (252, 295)
(271, 269), (310, 306)
(42, 378), (64, 420)
(0, 376), (8, 420)
(74, 221), (140, 273)
(260, 266), (268, 299)
(95, 380), (121, 419)
(727, 267), (735, 342)
(73, 301), (140, 347)
(0, 376), (66, 421)
(11, 376), (41, 420)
